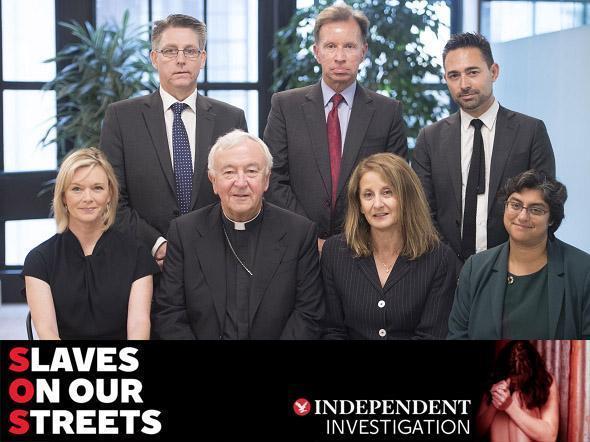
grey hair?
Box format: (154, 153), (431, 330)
(207, 129), (273, 174)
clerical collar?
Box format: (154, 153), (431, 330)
(222, 207), (263, 231)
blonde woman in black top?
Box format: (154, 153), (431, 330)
(23, 148), (158, 339)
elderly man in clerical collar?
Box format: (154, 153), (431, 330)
(154, 129), (324, 339)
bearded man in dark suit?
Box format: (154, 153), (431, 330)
(412, 32), (555, 265)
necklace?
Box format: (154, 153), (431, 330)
(375, 255), (397, 273)
(222, 226), (253, 276)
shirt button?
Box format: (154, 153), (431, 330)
(378, 300), (385, 308)
(378, 329), (386, 337)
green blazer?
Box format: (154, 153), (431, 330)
(448, 238), (590, 339)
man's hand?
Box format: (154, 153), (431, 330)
(155, 241), (167, 270)
(317, 238), (326, 255)
(490, 379), (512, 411)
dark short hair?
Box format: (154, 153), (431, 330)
(313, 3), (369, 44)
(152, 14), (206, 49)
(443, 32), (494, 67)
(501, 170), (567, 237)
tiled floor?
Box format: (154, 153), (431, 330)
(0, 304), (32, 340)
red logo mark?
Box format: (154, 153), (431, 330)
(293, 398), (311, 416)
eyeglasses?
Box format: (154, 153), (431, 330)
(505, 200), (548, 217)
(155, 48), (203, 59)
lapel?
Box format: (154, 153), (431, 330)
(382, 256), (410, 293)
(488, 106), (518, 212)
(142, 92), (175, 195)
(249, 205), (288, 327)
(443, 112), (463, 214)
(488, 243), (510, 338)
(355, 254), (411, 293)
(192, 94), (216, 209)
(357, 255), (382, 292)
(546, 239), (565, 338)
(337, 85), (375, 201)
(194, 206), (227, 330)
(302, 83), (331, 197)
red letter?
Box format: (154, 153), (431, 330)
(9, 378), (34, 404)
(9, 410), (29, 435)
(9, 347), (29, 372)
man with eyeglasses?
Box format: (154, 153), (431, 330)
(412, 32), (556, 266)
(263, 3), (407, 253)
(100, 14), (247, 270)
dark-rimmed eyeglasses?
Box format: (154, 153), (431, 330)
(155, 48), (203, 59)
(505, 200), (548, 217)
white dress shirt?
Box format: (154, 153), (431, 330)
(152, 86), (199, 256)
(320, 79), (356, 154)
(460, 99), (500, 254)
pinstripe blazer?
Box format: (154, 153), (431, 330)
(321, 234), (457, 339)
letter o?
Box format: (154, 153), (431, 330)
(69, 379), (94, 403)
(9, 378), (34, 403)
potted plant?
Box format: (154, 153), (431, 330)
(41, 10), (157, 160)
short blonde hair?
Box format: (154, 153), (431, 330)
(53, 147), (119, 233)
(314, 3), (369, 44)
(344, 153), (439, 259)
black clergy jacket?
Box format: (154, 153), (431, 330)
(154, 202), (324, 339)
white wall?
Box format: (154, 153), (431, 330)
(492, 26), (590, 252)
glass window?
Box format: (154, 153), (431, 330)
(96, 0), (149, 28)
(3, 90), (57, 172)
(152, 0), (204, 21)
(481, 1), (534, 43)
(206, 0), (258, 82)
(207, 90), (259, 136)
(1, 0), (56, 82)
(535, 2), (584, 35)
(5, 219), (56, 266)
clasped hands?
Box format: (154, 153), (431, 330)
(490, 378), (514, 411)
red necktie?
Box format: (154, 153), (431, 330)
(327, 93), (344, 208)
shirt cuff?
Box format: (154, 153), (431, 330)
(152, 237), (167, 257)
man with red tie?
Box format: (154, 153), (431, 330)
(263, 3), (407, 252)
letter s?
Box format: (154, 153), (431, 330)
(9, 410), (29, 435)
(9, 347), (29, 372)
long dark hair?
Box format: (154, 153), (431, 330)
(489, 341), (553, 409)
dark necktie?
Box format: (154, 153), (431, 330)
(327, 93), (344, 208)
(461, 118), (485, 259)
(171, 102), (192, 215)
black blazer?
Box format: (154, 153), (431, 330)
(321, 235), (457, 339)
(99, 91), (247, 249)
(412, 105), (555, 261)
(448, 238), (590, 339)
(264, 82), (407, 239)
(153, 202), (325, 340)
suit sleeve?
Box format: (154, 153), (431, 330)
(447, 256), (474, 339)
(412, 128), (445, 240)
(530, 119), (556, 178)
(99, 105), (162, 249)
(320, 240), (349, 340)
(280, 222), (324, 339)
(413, 246), (457, 339)
(237, 108), (248, 132)
(263, 93), (308, 216)
(153, 219), (196, 339)
(385, 100), (408, 161)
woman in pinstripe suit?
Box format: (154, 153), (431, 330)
(321, 153), (457, 339)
